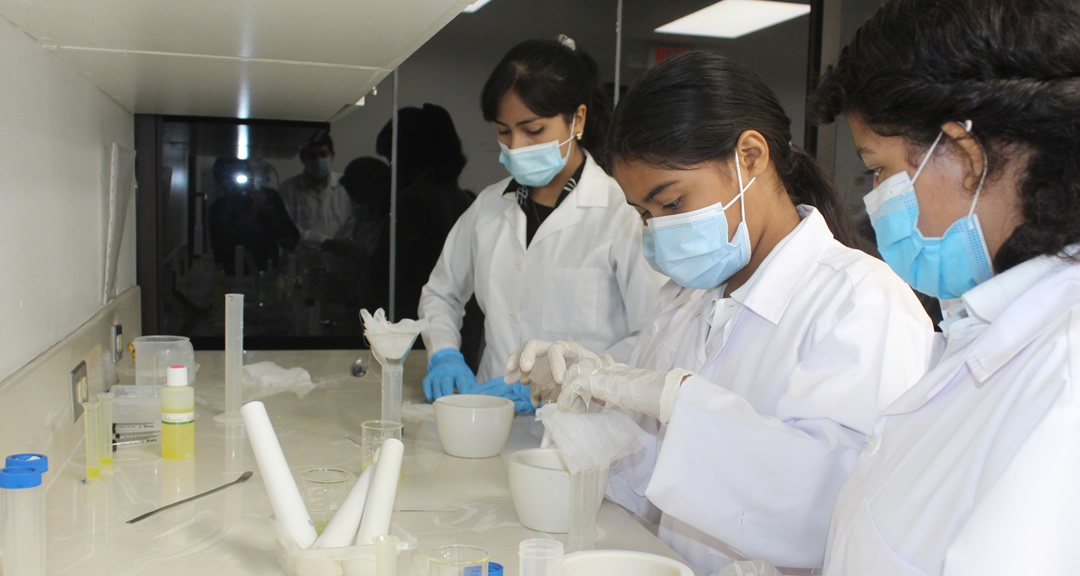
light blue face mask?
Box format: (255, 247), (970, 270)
(643, 153), (757, 289)
(305, 157), (332, 179)
(498, 118), (576, 187)
(863, 120), (993, 299)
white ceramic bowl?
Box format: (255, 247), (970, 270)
(561, 550), (695, 576)
(433, 394), (514, 458)
(508, 448), (608, 533)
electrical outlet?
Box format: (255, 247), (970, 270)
(112, 324), (123, 363)
(70, 361), (88, 422)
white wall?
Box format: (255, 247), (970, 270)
(0, 16), (136, 381)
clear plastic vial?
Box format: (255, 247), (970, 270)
(1, 466), (46, 576)
(161, 365), (195, 460)
(97, 390), (114, 467)
(83, 401), (102, 481)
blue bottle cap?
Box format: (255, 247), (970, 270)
(488, 562), (503, 576)
(6, 453), (48, 473)
(0, 467), (42, 489)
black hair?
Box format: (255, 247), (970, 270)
(481, 37), (612, 164)
(300, 132), (334, 160)
(810, 0), (1080, 272)
(376, 103), (467, 187)
(609, 51), (855, 247)
(341, 156), (391, 211)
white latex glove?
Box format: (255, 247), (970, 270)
(505, 340), (613, 407)
(557, 363), (693, 424)
(711, 559), (783, 576)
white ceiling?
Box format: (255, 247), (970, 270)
(0, 0), (472, 120)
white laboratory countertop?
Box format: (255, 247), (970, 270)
(47, 350), (699, 576)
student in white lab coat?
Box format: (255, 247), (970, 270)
(418, 36), (665, 411)
(805, 0), (1080, 573)
(507, 52), (935, 574)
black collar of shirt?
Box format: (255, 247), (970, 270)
(502, 157), (587, 210)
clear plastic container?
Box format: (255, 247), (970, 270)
(133, 335), (196, 386)
(273, 518), (417, 576)
(1, 466), (45, 576)
(519, 539), (563, 576)
(111, 384), (162, 432)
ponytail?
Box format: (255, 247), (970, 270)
(481, 37), (612, 167)
(779, 146), (856, 247)
(609, 51), (856, 246)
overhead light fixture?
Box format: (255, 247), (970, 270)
(463, 0), (492, 13)
(236, 124), (249, 161)
(655, 0), (811, 39)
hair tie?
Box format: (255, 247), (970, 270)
(556, 34), (577, 52)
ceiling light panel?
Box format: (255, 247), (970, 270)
(656, 0), (811, 39)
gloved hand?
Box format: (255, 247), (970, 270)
(711, 559), (783, 576)
(474, 378), (535, 414)
(423, 348), (477, 402)
(505, 340), (614, 407)
(558, 363), (693, 424)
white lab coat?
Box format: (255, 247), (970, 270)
(606, 207), (935, 574)
(823, 253), (1080, 576)
(279, 171), (352, 245)
(419, 153), (666, 383)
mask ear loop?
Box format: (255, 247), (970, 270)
(559, 117), (578, 163)
(959, 120), (988, 231)
(722, 150), (757, 244)
(912, 130), (946, 183)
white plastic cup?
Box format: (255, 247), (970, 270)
(519, 539), (563, 576)
(1, 466), (46, 576)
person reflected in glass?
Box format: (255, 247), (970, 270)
(279, 132), (352, 254)
(208, 157), (298, 276)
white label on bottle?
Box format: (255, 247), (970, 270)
(162, 412), (194, 424)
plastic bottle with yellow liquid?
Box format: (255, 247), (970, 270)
(161, 365), (195, 459)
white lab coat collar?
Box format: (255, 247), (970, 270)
(883, 253), (1080, 416)
(734, 206), (833, 326)
(964, 254), (1078, 382)
(500, 152), (611, 249)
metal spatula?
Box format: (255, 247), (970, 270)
(127, 470), (254, 524)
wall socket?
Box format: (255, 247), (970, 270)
(112, 324), (123, 363)
(70, 361), (88, 422)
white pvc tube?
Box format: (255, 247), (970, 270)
(222, 294), (244, 422)
(314, 463), (376, 548)
(354, 438), (403, 545)
(241, 401), (317, 549)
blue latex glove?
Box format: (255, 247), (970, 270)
(474, 378), (536, 414)
(423, 349), (477, 402)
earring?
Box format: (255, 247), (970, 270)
(575, 133), (583, 141)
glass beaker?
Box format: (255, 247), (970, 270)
(361, 420), (403, 470)
(425, 545), (490, 576)
(300, 468), (356, 534)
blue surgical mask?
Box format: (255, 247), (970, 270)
(643, 153), (757, 289)
(863, 121), (993, 299)
(305, 157), (332, 179)
(498, 119), (576, 187)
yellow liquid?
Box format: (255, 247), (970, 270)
(100, 456), (113, 467)
(87, 467), (101, 481)
(162, 420), (195, 460)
